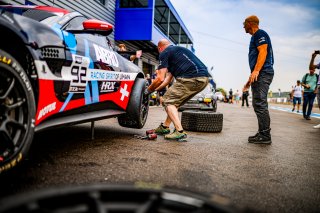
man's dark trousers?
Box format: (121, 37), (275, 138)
(302, 92), (316, 117)
(251, 72), (274, 135)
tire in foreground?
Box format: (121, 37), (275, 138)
(181, 110), (223, 132)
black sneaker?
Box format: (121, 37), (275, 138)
(248, 133), (272, 144)
(306, 116), (311, 120)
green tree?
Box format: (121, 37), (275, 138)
(216, 88), (226, 97)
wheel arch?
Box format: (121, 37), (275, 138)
(0, 23), (39, 104)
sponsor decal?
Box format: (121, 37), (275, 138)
(88, 70), (135, 81)
(120, 83), (129, 101)
(0, 55), (11, 65)
(37, 102), (56, 120)
(258, 37), (266, 43)
(93, 44), (119, 67)
(100, 81), (118, 93)
(0, 153), (22, 174)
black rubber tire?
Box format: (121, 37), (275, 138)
(0, 49), (36, 174)
(181, 110), (223, 132)
(0, 184), (237, 213)
(118, 78), (149, 129)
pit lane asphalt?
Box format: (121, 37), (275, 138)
(0, 102), (319, 212)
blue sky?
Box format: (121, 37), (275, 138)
(170, 0), (320, 93)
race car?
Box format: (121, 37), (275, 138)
(0, 5), (149, 173)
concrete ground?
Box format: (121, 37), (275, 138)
(0, 102), (319, 212)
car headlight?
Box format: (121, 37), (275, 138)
(197, 97), (204, 102)
(203, 98), (212, 103)
(151, 93), (157, 99)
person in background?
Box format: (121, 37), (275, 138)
(145, 74), (151, 86)
(291, 80), (303, 113)
(229, 88), (233, 104)
(242, 15), (274, 144)
(301, 68), (318, 120)
(242, 88), (250, 107)
(234, 90), (240, 104)
(146, 39), (209, 141)
(117, 43), (137, 62)
(309, 50), (320, 128)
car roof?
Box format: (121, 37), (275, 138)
(0, 5), (70, 15)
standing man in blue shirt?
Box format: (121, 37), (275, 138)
(146, 39), (209, 140)
(242, 15), (274, 144)
(309, 51), (320, 128)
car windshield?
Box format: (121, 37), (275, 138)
(40, 15), (62, 26)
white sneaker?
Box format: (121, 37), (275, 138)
(313, 124), (320, 129)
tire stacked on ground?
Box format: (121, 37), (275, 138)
(181, 110), (223, 132)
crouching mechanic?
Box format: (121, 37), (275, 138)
(146, 39), (209, 140)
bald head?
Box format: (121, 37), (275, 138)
(245, 15), (259, 26)
(158, 39), (171, 52)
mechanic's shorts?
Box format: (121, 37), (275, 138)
(293, 97), (301, 105)
(162, 77), (209, 107)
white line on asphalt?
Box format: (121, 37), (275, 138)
(270, 106), (320, 119)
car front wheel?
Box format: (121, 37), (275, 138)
(0, 50), (35, 174)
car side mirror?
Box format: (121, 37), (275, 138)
(83, 19), (113, 36)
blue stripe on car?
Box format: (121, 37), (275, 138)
(84, 84), (92, 104)
(59, 93), (74, 112)
(84, 39), (99, 103)
(62, 31), (77, 54)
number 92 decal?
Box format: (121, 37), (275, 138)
(60, 55), (90, 93)
(69, 65), (87, 93)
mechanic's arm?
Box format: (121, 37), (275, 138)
(249, 44), (268, 84)
(147, 68), (168, 92)
(309, 52), (317, 70)
(155, 72), (173, 92)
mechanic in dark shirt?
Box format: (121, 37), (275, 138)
(146, 39), (209, 140)
(242, 15), (274, 144)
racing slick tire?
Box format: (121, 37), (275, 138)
(118, 78), (149, 129)
(181, 110), (223, 133)
(0, 49), (36, 174)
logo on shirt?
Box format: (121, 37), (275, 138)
(258, 37), (266, 43)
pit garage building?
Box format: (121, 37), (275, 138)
(5, 0), (194, 77)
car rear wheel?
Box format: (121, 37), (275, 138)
(0, 50), (35, 174)
(212, 100), (217, 112)
(181, 110), (223, 132)
(118, 78), (149, 129)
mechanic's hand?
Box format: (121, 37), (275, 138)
(243, 80), (250, 92)
(144, 87), (152, 96)
(249, 71), (259, 84)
